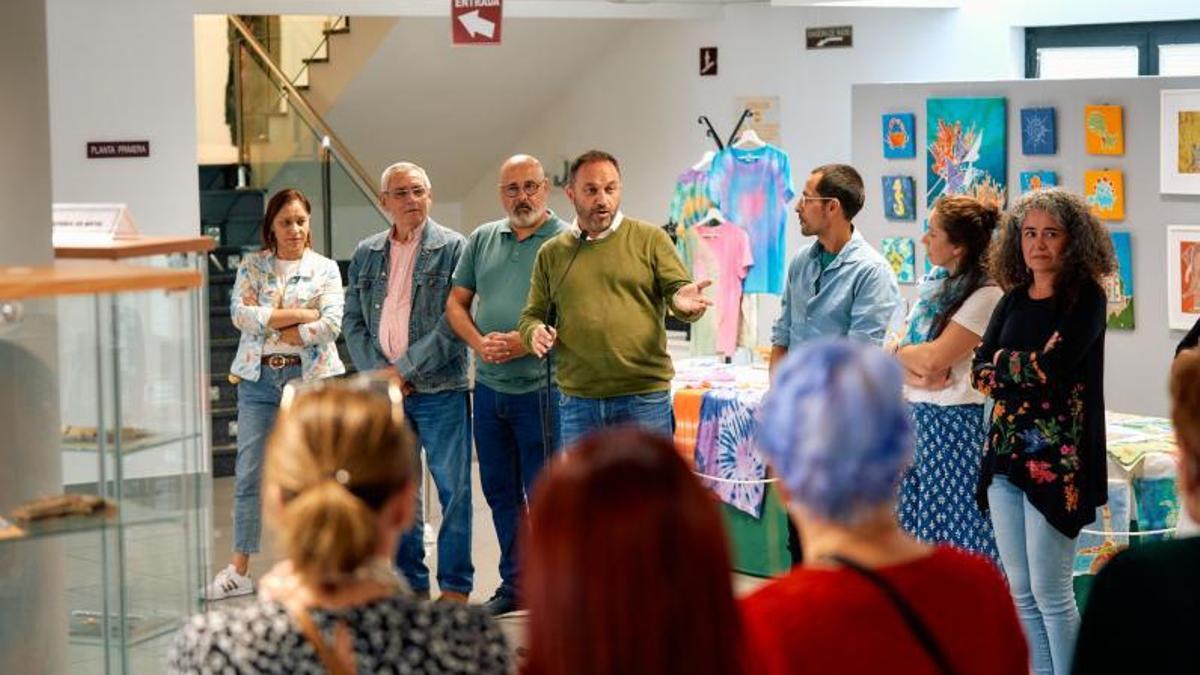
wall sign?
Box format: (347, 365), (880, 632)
(806, 25), (853, 50)
(52, 203), (139, 245)
(451, 0), (502, 45)
(736, 96), (781, 146)
(86, 141), (149, 158)
(700, 47), (718, 76)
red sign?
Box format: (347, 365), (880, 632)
(451, 0), (502, 46)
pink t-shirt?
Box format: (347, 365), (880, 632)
(693, 222), (753, 356)
(379, 225), (423, 363)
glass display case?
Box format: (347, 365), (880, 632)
(0, 255), (211, 674)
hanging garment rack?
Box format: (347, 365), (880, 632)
(696, 109), (755, 151)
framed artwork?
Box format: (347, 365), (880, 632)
(1083, 169), (1125, 221)
(1160, 89), (1200, 194)
(881, 175), (916, 220)
(926, 97), (1007, 207)
(922, 219), (933, 276)
(1019, 170), (1058, 194)
(1084, 104), (1124, 155)
(1167, 225), (1200, 330)
(882, 236), (916, 284)
(882, 113), (917, 158)
(1104, 232), (1134, 330)
(1020, 107), (1056, 155)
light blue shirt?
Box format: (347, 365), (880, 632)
(771, 229), (901, 348)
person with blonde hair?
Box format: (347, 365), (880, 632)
(1072, 348), (1200, 675)
(169, 381), (510, 674)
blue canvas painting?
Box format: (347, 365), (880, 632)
(882, 113), (917, 158)
(1105, 231), (1134, 329)
(926, 97), (1007, 207)
(882, 175), (916, 221)
(1021, 107), (1057, 155)
(922, 219), (932, 275)
(1019, 170), (1058, 194)
(882, 237), (916, 284)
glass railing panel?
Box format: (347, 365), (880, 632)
(330, 154), (390, 260)
(278, 16), (342, 88)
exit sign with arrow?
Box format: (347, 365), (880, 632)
(806, 25), (853, 50)
(452, 0), (502, 46)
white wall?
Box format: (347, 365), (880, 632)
(195, 15), (238, 165)
(46, 0), (199, 237)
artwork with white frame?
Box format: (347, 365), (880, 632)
(1166, 225), (1200, 330)
(1160, 89), (1200, 194)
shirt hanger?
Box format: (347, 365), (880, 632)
(692, 150), (716, 171)
(733, 129), (766, 149)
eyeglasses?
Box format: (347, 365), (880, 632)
(385, 186), (428, 200)
(797, 194), (837, 207)
(281, 371), (405, 425)
(500, 180), (546, 198)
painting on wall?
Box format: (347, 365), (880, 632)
(1084, 169), (1125, 221)
(1104, 232), (1135, 330)
(1160, 89), (1200, 194)
(882, 175), (916, 220)
(926, 97), (1007, 208)
(1167, 226), (1200, 330)
(922, 219), (932, 276)
(1019, 170), (1058, 194)
(882, 113), (917, 158)
(1084, 104), (1124, 156)
(1020, 107), (1056, 155)
(882, 236), (916, 284)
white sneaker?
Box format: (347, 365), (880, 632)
(206, 564), (254, 600)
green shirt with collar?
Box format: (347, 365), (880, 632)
(453, 211), (567, 394)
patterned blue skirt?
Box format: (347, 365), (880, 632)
(898, 402), (999, 563)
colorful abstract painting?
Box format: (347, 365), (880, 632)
(882, 113), (917, 158)
(882, 236), (916, 284)
(1021, 107), (1056, 155)
(1019, 170), (1058, 194)
(882, 175), (916, 220)
(922, 219), (932, 275)
(1084, 169), (1125, 221)
(1160, 90), (1200, 194)
(1104, 232), (1134, 330)
(1167, 226), (1200, 329)
(1178, 110), (1200, 174)
(926, 97), (1007, 208)
(1085, 104), (1124, 155)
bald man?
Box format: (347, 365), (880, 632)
(446, 154), (567, 615)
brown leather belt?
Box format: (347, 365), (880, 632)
(262, 354), (302, 369)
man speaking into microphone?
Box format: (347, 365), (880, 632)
(518, 150), (711, 448)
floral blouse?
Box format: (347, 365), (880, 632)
(971, 282), (1108, 538)
(231, 249), (346, 382)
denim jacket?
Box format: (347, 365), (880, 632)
(344, 218), (469, 393)
(230, 249), (346, 382)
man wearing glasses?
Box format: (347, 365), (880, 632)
(445, 155), (566, 615)
(770, 163), (900, 375)
(344, 161), (474, 603)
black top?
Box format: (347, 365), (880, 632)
(1177, 316), (1200, 355)
(971, 282), (1107, 537)
(1072, 536), (1200, 675)
(167, 595), (511, 674)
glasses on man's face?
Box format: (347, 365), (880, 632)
(797, 194), (836, 207)
(281, 371), (405, 425)
(386, 186), (427, 201)
(500, 180), (545, 198)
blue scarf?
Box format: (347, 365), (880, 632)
(902, 266), (954, 346)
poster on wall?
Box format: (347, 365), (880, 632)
(882, 236), (916, 284)
(1019, 170), (1058, 194)
(735, 96), (781, 146)
(926, 97), (1007, 208)
(881, 175), (916, 220)
(882, 113), (916, 158)
(1020, 107), (1056, 155)
(1166, 225), (1200, 330)
(1160, 89), (1200, 194)
(1083, 169), (1125, 221)
(1084, 104), (1124, 156)
(1104, 232), (1135, 330)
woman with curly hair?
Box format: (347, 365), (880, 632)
(893, 195), (1002, 562)
(971, 188), (1116, 675)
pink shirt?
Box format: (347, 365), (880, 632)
(693, 222), (753, 356)
(379, 224), (424, 363)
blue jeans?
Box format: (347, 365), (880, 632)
(988, 475), (1080, 675)
(394, 390), (474, 594)
(473, 382), (559, 594)
(233, 363), (301, 554)
(559, 390), (674, 450)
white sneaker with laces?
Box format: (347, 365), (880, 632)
(207, 564), (254, 600)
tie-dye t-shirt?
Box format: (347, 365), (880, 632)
(691, 222), (753, 357)
(707, 145), (795, 294)
(668, 167), (716, 270)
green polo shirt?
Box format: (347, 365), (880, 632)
(452, 212), (567, 394)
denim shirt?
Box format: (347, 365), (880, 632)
(344, 218), (469, 393)
(771, 230), (901, 348)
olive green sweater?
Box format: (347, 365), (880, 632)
(518, 217), (699, 398)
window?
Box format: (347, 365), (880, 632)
(1026, 20), (1200, 78)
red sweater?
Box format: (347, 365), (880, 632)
(741, 547), (1027, 675)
